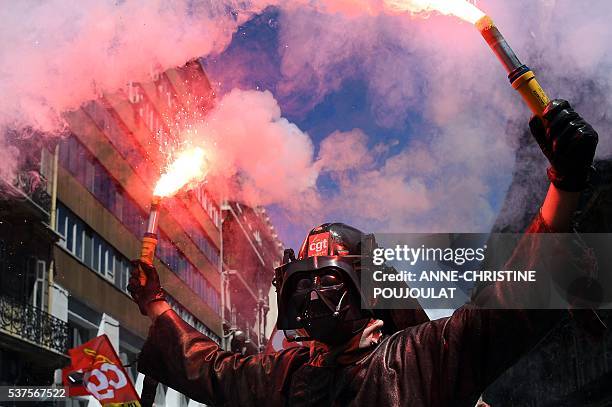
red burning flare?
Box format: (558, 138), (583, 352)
(383, 0), (485, 24)
(153, 147), (207, 198)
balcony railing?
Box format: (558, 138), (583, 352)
(0, 294), (69, 355)
(0, 170), (51, 221)
(14, 170), (51, 214)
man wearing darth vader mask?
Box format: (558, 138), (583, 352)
(128, 100), (599, 406)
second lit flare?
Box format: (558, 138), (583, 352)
(383, 0), (485, 24)
(383, 0), (551, 117)
(474, 15), (550, 116)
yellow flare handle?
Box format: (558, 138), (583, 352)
(475, 16), (551, 118)
(511, 70), (551, 117)
(139, 236), (158, 284)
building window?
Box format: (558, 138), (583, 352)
(92, 234), (102, 272)
(66, 217), (76, 253)
(55, 203), (128, 290)
(83, 228), (93, 266)
(115, 192), (124, 222)
(117, 259), (130, 293)
(104, 244), (115, 281)
(56, 205), (68, 246)
(32, 260), (47, 310)
(85, 160), (95, 192)
(75, 222), (84, 260)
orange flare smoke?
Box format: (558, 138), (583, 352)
(153, 147), (206, 197)
(384, 0), (485, 24)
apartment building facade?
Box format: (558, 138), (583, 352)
(1, 61), (228, 407)
(0, 130), (69, 388)
(1, 60), (285, 406)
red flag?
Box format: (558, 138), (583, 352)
(62, 334), (141, 406)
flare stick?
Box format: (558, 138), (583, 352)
(475, 15), (550, 117)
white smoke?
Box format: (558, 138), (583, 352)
(265, 0), (612, 236)
(0, 0), (264, 179)
(2, 0), (611, 241)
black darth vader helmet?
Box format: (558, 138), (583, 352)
(273, 223), (429, 345)
(273, 223), (370, 344)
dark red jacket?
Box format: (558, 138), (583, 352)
(137, 217), (570, 406)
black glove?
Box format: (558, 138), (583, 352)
(529, 99), (598, 192)
(127, 260), (166, 316)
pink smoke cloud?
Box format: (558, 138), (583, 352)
(186, 89), (320, 214)
(0, 0), (266, 183)
(2, 0), (611, 242)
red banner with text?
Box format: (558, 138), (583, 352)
(62, 334), (141, 406)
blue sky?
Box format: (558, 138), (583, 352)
(202, 6), (507, 250)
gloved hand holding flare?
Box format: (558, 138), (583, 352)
(384, 0), (551, 117)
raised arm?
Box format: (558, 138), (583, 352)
(392, 100), (599, 405)
(453, 99), (597, 398)
(127, 261), (309, 406)
(534, 99), (598, 230)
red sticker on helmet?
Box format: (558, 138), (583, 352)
(308, 232), (330, 257)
